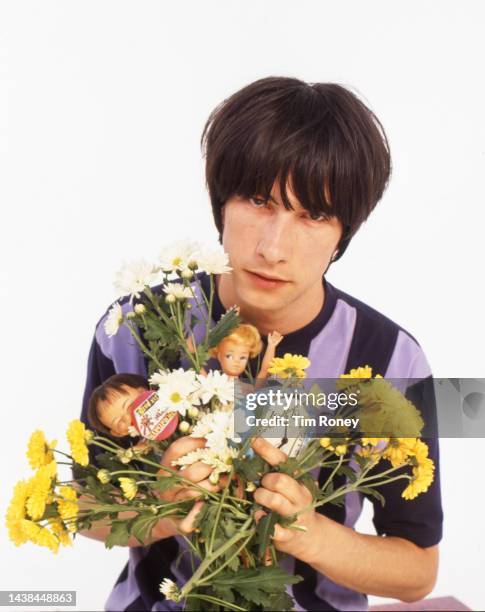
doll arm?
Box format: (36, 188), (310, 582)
(256, 331), (284, 381)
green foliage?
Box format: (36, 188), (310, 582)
(256, 512), (280, 560)
(207, 307), (241, 349)
(210, 567), (302, 609)
(105, 521), (131, 549)
(233, 455), (269, 482)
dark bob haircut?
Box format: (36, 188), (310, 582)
(201, 76), (391, 261)
(87, 373), (149, 436)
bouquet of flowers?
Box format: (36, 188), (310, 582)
(6, 242), (435, 611)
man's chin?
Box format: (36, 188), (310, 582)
(235, 283), (293, 312)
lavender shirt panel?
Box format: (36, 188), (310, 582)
(96, 302), (147, 375)
(384, 330), (432, 393)
(306, 299), (357, 378)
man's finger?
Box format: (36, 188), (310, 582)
(158, 437), (206, 474)
(252, 437), (288, 466)
(254, 487), (294, 516)
(261, 473), (312, 507)
(173, 479), (219, 501)
(176, 461), (213, 484)
(176, 500), (204, 535)
(272, 523), (294, 543)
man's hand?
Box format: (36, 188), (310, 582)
(156, 436), (219, 536)
(251, 437), (317, 559)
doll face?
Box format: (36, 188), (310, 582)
(98, 385), (146, 437)
(215, 338), (250, 377)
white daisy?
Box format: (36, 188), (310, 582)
(154, 368), (199, 417)
(191, 410), (237, 452)
(159, 578), (180, 602)
(104, 302), (123, 337)
(197, 247), (232, 275)
(159, 241), (202, 273)
(163, 283), (193, 301)
(195, 370), (235, 406)
(114, 260), (157, 301)
(172, 445), (237, 475)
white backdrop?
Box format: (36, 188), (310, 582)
(1, 1), (484, 610)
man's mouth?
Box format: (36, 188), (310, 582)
(245, 270), (290, 289)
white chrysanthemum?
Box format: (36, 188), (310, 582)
(196, 370), (234, 406)
(172, 445), (238, 475)
(104, 302), (123, 337)
(197, 247), (232, 275)
(159, 578), (180, 602)
(191, 410), (236, 452)
(154, 368), (199, 417)
(114, 260), (157, 301)
(159, 241), (202, 273)
(127, 425), (139, 438)
(163, 283), (193, 301)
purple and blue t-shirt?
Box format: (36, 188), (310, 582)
(79, 273), (443, 612)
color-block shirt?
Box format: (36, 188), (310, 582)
(79, 273), (443, 612)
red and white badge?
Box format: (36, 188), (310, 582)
(129, 390), (179, 441)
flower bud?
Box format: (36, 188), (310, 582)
(178, 421), (190, 433)
(209, 471), (220, 485)
(97, 469), (111, 484)
(188, 260), (198, 271)
(245, 481), (256, 492)
(181, 268), (193, 280)
(165, 294), (176, 304)
(126, 311), (136, 320)
(134, 303), (146, 315)
(188, 406), (199, 419)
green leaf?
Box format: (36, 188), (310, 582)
(338, 465), (358, 483)
(211, 566), (302, 608)
(256, 512), (279, 560)
(130, 513), (159, 545)
(105, 521), (131, 549)
(359, 486), (386, 507)
(233, 455), (269, 482)
(207, 307), (241, 349)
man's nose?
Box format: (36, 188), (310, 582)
(255, 212), (293, 265)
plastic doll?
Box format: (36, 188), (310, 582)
(208, 323), (283, 382)
(87, 373), (179, 446)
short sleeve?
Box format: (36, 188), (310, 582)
(366, 375), (443, 548)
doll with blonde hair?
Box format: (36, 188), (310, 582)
(208, 323), (283, 381)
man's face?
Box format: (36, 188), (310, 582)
(220, 181), (343, 313)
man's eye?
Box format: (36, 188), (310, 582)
(249, 197), (269, 208)
(303, 212), (327, 222)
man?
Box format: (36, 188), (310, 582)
(79, 77), (442, 611)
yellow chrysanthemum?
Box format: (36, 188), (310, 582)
(19, 519), (59, 553)
(97, 469), (111, 484)
(340, 365), (375, 379)
(319, 437), (333, 449)
(66, 420), (93, 466)
(402, 456), (435, 500)
(268, 353), (311, 379)
(355, 445), (382, 466)
(383, 438), (417, 468)
(48, 518), (73, 547)
(119, 477), (138, 500)
(25, 461), (57, 521)
(57, 486), (79, 532)
(334, 444), (347, 456)
(26, 430), (57, 470)
(6, 481), (30, 545)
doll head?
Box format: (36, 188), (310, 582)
(209, 323), (263, 377)
(88, 373), (149, 437)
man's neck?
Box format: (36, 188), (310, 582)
(215, 274), (325, 336)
